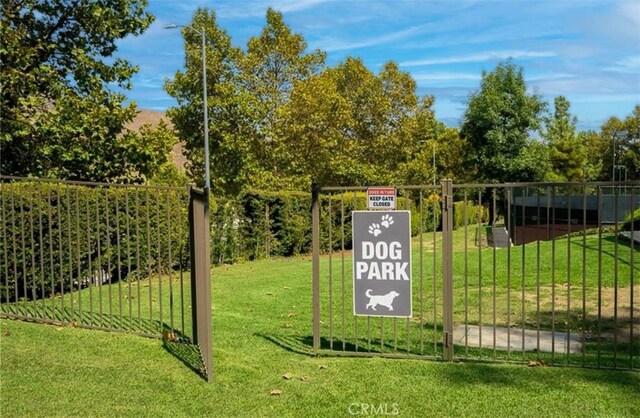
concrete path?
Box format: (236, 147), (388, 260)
(491, 227), (512, 248)
(619, 231), (640, 245)
(453, 324), (583, 354)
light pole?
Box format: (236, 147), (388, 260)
(166, 24), (210, 194)
(612, 130), (628, 183)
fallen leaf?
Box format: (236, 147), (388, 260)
(300, 376), (309, 382)
(527, 361), (541, 367)
(282, 323), (292, 329)
(266, 292), (274, 296)
(2, 330), (10, 337)
(270, 389), (282, 396)
(283, 286), (291, 290)
(319, 364), (327, 370)
(286, 313), (296, 318)
(282, 373), (292, 380)
(55, 327), (64, 331)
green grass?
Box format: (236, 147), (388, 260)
(2, 254), (640, 417)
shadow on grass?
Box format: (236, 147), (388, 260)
(0, 302), (208, 380)
(163, 336), (208, 382)
(439, 361), (640, 393)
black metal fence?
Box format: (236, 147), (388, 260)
(312, 181), (639, 370)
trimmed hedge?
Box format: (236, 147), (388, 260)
(0, 181), (189, 302)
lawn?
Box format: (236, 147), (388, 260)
(2, 254), (639, 417)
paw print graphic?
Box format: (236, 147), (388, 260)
(368, 223), (382, 237)
(380, 214), (394, 229)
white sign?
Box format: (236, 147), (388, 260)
(367, 188), (396, 210)
(352, 211), (412, 317)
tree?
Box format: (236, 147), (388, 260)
(599, 105), (640, 181)
(544, 96), (586, 181)
(1, 0), (158, 182)
(460, 61), (546, 184)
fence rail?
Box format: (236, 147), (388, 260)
(312, 181), (639, 370)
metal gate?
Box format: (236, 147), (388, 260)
(0, 176), (212, 380)
(312, 181), (639, 370)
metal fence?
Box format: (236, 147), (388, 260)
(312, 181), (639, 370)
(0, 176), (193, 340)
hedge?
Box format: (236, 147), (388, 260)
(0, 181), (189, 302)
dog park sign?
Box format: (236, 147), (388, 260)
(352, 210), (412, 317)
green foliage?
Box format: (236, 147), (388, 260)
(0, 0), (158, 182)
(0, 181), (189, 302)
(460, 61), (546, 184)
(599, 105), (640, 181)
(622, 207), (640, 232)
(544, 96), (586, 182)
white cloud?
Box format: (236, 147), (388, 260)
(412, 72), (481, 82)
(313, 24), (434, 52)
(401, 51), (556, 67)
(604, 55), (640, 74)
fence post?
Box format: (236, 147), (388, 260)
(442, 179), (454, 361)
(189, 185), (212, 382)
(312, 181), (320, 354)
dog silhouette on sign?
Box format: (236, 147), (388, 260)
(365, 289), (399, 311)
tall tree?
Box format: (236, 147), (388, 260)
(460, 61), (546, 184)
(240, 8), (326, 189)
(544, 96), (586, 181)
(599, 105), (640, 181)
(1, 0), (158, 181)
(164, 8), (252, 195)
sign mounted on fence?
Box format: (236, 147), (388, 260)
(352, 210), (412, 317)
(367, 187), (396, 210)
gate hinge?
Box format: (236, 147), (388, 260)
(444, 332), (450, 348)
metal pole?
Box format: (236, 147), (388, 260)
(311, 182), (321, 353)
(201, 28), (210, 193)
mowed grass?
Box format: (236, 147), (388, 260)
(2, 253), (640, 417)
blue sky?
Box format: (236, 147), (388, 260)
(116, 0), (640, 131)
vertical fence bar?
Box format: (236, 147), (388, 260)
(46, 183), (56, 319)
(86, 186), (93, 326)
(442, 180), (454, 361)
(135, 189), (142, 332)
(328, 192), (333, 351)
(597, 186), (603, 367)
(551, 187), (556, 361)
(96, 187), (104, 328)
(156, 191), (163, 332)
(478, 190), (483, 354)
(405, 191), (411, 357)
(104, 188), (113, 328)
(464, 190), (469, 357)
(37, 183), (46, 316)
(125, 189), (133, 330)
(115, 190), (123, 327)
(419, 189), (424, 355)
(353, 191), (359, 353)
(66, 186), (74, 322)
(341, 194), (346, 352)
(1, 182), (9, 307)
(167, 190), (174, 333)
(521, 187), (527, 359)
(566, 187), (572, 364)
(582, 186), (587, 367)
(19, 184), (28, 314)
(492, 188), (497, 357)
(28, 185), (37, 317)
(432, 190), (438, 354)
(630, 186), (635, 369)
(613, 185), (619, 368)
(146, 188), (153, 332)
(311, 182), (320, 353)
(75, 187), (84, 324)
(506, 187), (512, 358)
